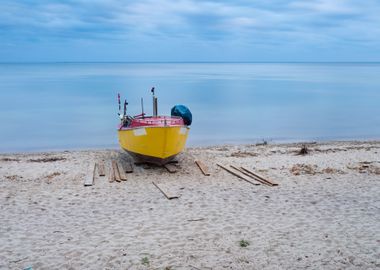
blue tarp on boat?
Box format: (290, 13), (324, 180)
(171, 105), (192, 126)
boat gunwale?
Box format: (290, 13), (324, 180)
(118, 125), (189, 131)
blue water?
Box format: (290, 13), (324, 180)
(0, 63), (380, 152)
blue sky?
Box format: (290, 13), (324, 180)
(1, 0), (379, 62)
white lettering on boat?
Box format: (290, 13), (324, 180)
(179, 127), (188, 135)
(133, 128), (147, 136)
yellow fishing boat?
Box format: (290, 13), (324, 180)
(117, 88), (192, 165)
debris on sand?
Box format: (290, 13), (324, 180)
(321, 167), (345, 174)
(28, 157), (66, 163)
(296, 145), (309, 155)
(290, 164), (317, 175)
(45, 172), (62, 180)
(5, 175), (23, 181)
(347, 162), (380, 175)
(230, 151), (258, 157)
(291, 164), (346, 176)
(255, 140), (268, 146)
(1, 158), (20, 162)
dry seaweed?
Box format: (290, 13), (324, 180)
(45, 172), (62, 180)
(4, 175), (23, 181)
(28, 157), (66, 163)
(291, 164), (346, 175)
(230, 151), (258, 157)
(347, 162), (380, 174)
(290, 164), (317, 175)
(1, 158), (20, 162)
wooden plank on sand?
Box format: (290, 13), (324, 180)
(108, 166), (115, 183)
(84, 164), (96, 186)
(152, 181), (179, 200)
(195, 160), (210, 176)
(111, 160), (121, 182)
(164, 163), (177, 173)
(230, 165), (262, 185)
(240, 167), (278, 186)
(117, 161), (128, 181)
(97, 162), (105, 176)
(217, 163), (259, 186)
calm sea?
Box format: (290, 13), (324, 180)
(0, 63), (379, 152)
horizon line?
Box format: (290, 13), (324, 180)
(1, 61), (380, 65)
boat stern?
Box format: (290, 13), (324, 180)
(118, 125), (189, 164)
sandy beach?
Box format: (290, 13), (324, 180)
(0, 141), (379, 269)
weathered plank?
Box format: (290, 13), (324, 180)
(152, 181), (179, 200)
(117, 161), (128, 181)
(217, 163), (259, 186)
(230, 165), (262, 185)
(217, 163), (246, 179)
(195, 160), (211, 176)
(108, 167), (115, 183)
(240, 167), (278, 186)
(97, 162), (106, 176)
(164, 163), (177, 173)
(84, 164), (96, 186)
(112, 160), (121, 182)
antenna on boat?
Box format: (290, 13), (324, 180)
(141, 97), (144, 117)
(151, 87), (158, 117)
(123, 99), (128, 117)
(118, 93), (121, 112)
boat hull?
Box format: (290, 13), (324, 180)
(118, 125), (189, 165)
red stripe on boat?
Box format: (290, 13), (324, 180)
(126, 116), (184, 128)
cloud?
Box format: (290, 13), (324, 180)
(290, 0), (355, 14)
(0, 0), (380, 61)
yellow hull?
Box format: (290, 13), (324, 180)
(118, 126), (189, 164)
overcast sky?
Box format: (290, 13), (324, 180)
(1, 0), (379, 62)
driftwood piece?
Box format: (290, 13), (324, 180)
(164, 163), (177, 173)
(297, 145), (309, 155)
(84, 164), (96, 186)
(117, 161), (128, 181)
(152, 181), (179, 200)
(195, 160), (210, 176)
(112, 161), (121, 182)
(97, 162), (106, 176)
(217, 163), (259, 186)
(240, 167), (278, 186)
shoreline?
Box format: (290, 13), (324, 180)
(1, 139), (380, 155)
(1, 140), (379, 269)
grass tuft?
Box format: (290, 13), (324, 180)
(239, 239), (250, 247)
(141, 256), (150, 266)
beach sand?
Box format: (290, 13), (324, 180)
(0, 141), (379, 269)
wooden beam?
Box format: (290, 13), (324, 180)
(117, 161), (127, 181)
(152, 181), (179, 200)
(195, 160), (210, 176)
(217, 163), (259, 186)
(97, 162), (105, 177)
(84, 164), (96, 186)
(164, 163), (177, 173)
(240, 167), (278, 186)
(230, 165), (262, 185)
(108, 167), (115, 183)
(112, 160), (121, 182)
